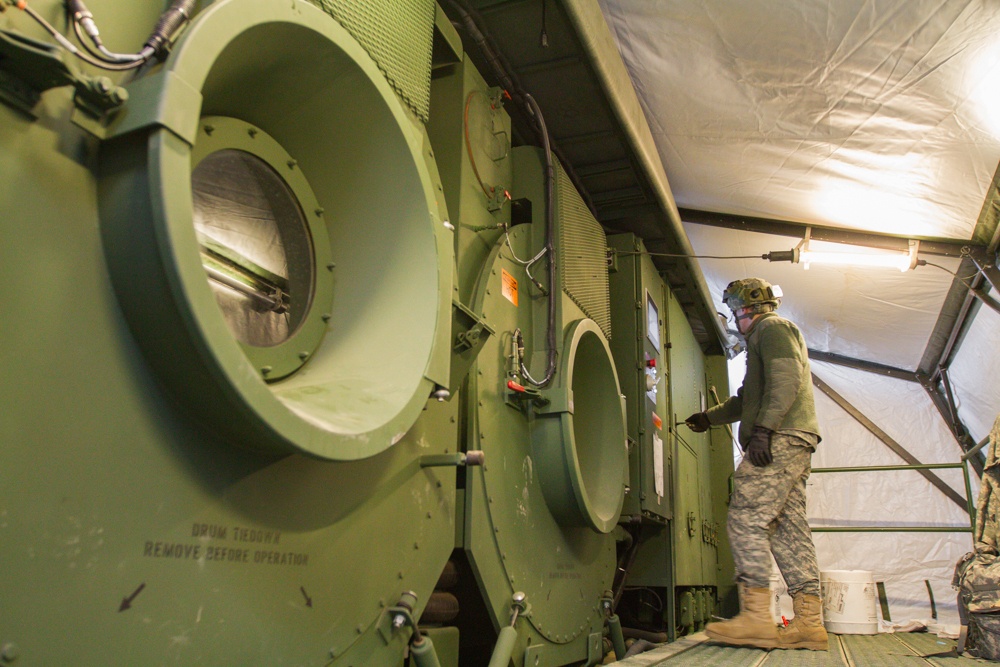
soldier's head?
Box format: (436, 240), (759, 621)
(722, 278), (782, 334)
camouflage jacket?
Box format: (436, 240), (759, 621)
(705, 312), (821, 448)
(954, 414), (1000, 614)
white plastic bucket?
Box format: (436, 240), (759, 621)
(820, 570), (878, 634)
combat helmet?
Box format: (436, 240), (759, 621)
(722, 278), (782, 314)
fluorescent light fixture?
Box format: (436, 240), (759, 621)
(764, 239), (920, 272)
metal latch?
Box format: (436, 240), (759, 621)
(504, 378), (550, 411)
(0, 28), (126, 120)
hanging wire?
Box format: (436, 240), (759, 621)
(615, 250), (766, 260)
(921, 260), (982, 292)
(921, 261), (959, 277)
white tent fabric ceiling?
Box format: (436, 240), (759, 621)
(597, 0), (1000, 240)
(596, 0), (1000, 626)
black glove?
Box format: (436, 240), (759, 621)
(685, 412), (711, 433)
(746, 425), (773, 467)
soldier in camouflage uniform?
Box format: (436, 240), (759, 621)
(687, 278), (826, 651)
(953, 414), (1000, 660)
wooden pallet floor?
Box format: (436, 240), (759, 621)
(612, 632), (990, 666)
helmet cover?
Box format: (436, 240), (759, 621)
(722, 278), (782, 313)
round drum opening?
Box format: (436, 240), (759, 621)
(99, 1), (452, 460)
(570, 327), (628, 528)
(531, 319), (627, 532)
(192, 149), (314, 348)
(189, 116), (334, 382)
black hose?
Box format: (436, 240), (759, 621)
(524, 92), (557, 387)
(612, 525), (642, 609)
(623, 639), (661, 658)
(446, 0), (597, 218)
(448, 0), (558, 387)
(622, 627), (669, 643)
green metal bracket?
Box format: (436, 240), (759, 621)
(0, 28), (126, 119)
(486, 186), (510, 213)
(103, 68), (201, 144)
(449, 299), (495, 394)
(377, 591), (420, 646)
(503, 377), (551, 412)
(587, 632), (604, 666)
(606, 247), (619, 273)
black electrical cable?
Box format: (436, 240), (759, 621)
(522, 92), (557, 387)
(66, 0), (148, 63)
(448, 0), (558, 387)
(17, 4), (143, 71)
(921, 261), (958, 277)
(15, 0), (195, 72)
(612, 524), (642, 610)
(446, 0), (598, 218)
(617, 250), (767, 260)
(922, 260), (982, 293)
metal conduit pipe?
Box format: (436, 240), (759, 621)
(601, 591), (627, 659)
(410, 635), (443, 667)
(487, 592), (526, 667)
(607, 613), (627, 660)
(487, 627), (518, 667)
(963, 435), (992, 461)
(560, 1), (730, 352)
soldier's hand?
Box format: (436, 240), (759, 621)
(685, 412), (711, 433)
(746, 425), (773, 466)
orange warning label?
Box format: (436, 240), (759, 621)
(501, 269), (518, 306)
(652, 412), (663, 431)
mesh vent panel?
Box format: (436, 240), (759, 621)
(557, 164), (612, 340)
(309, 0), (434, 122)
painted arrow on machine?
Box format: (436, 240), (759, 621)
(300, 586), (313, 608)
(119, 583), (146, 612)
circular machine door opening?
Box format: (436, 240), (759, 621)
(193, 149), (313, 346)
(190, 117), (333, 381)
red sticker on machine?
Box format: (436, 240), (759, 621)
(651, 412), (662, 430)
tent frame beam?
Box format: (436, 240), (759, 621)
(920, 163), (1000, 381)
(807, 352), (987, 477)
(807, 349), (918, 383)
(811, 374), (970, 510)
(678, 208), (978, 258)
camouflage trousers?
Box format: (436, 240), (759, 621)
(729, 433), (820, 597)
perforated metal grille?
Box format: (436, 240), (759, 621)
(308, 0), (434, 122)
(557, 164), (612, 341)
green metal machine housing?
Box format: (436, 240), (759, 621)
(0, 0), (734, 664)
(607, 234), (736, 639)
(2, 0), (459, 664)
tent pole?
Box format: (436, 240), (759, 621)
(918, 377), (985, 478)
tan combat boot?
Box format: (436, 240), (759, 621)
(778, 593), (828, 650)
(705, 587), (778, 649)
